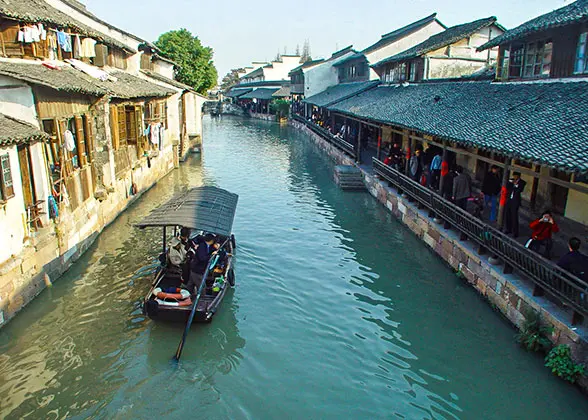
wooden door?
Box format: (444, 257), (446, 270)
(18, 145), (35, 209)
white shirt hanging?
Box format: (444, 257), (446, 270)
(64, 130), (76, 152)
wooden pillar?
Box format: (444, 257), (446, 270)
(357, 122), (363, 163)
(497, 158), (512, 228)
(376, 127), (382, 161)
(438, 142), (448, 195)
(404, 129), (411, 174)
(331, 114), (335, 134)
(344, 117), (349, 142)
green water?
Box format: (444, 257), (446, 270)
(0, 116), (586, 419)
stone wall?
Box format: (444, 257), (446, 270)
(0, 146), (174, 327)
(291, 119), (588, 391)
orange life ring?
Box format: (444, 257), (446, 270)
(155, 297), (193, 307)
(153, 287), (190, 301)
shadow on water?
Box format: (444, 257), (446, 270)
(0, 116), (587, 419)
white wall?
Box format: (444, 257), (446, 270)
(0, 145), (27, 264)
(264, 56), (302, 80)
(365, 20), (446, 80)
(48, 0), (142, 52)
(0, 75), (38, 125)
(304, 51), (356, 97)
(153, 61), (175, 80)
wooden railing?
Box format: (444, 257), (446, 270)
(292, 114), (356, 158)
(372, 158), (588, 319)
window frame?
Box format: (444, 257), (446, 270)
(0, 153), (15, 201)
(575, 32), (588, 74)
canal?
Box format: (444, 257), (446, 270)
(1, 116), (587, 419)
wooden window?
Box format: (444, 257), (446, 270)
(108, 47), (128, 70)
(117, 105), (127, 145)
(523, 40), (552, 78)
(0, 20), (24, 58)
(509, 45), (524, 78)
(499, 48), (510, 80)
(83, 115), (94, 164)
(575, 32), (588, 74)
(0, 153), (15, 201)
(74, 116), (87, 167)
(140, 52), (153, 70)
(409, 61), (417, 82)
(42, 119), (59, 169)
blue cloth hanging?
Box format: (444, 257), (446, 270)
(48, 195), (59, 219)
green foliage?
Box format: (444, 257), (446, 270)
(545, 345), (585, 383)
(515, 310), (553, 353)
(154, 29), (217, 94)
(220, 69), (241, 91)
(269, 99), (290, 118)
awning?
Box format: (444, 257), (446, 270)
(136, 187), (239, 236)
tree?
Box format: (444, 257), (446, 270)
(301, 39), (312, 63)
(275, 50), (281, 61)
(295, 44), (300, 56)
(154, 29), (218, 94)
(220, 69), (242, 91)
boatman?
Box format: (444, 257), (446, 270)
(185, 233), (218, 293)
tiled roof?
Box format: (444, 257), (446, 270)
(288, 59), (325, 76)
(0, 0), (136, 53)
(226, 88), (252, 98)
(328, 81), (588, 173)
(0, 61), (174, 98)
(332, 53), (367, 68)
(303, 81), (379, 107)
(107, 71), (175, 99)
(0, 114), (49, 147)
(236, 80), (290, 88)
(479, 0), (588, 50)
(362, 13), (446, 54)
(240, 88), (279, 100)
(272, 86), (291, 97)
(140, 70), (193, 92)
(373, 17), (498, 68)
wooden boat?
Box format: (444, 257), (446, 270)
(136, 186), (239, 323)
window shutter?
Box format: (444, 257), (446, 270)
(83, 114), (94, 163)
(0, 154), (15, 200)
(0, 21), (24, 58)
(118, 105), (127, 145)
(74, 116), (86, 166)
(109, 105), (119, 150)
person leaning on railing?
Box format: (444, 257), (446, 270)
(557, 237), (588, 300)
(526, 210), (559, 259)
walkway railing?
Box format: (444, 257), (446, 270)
(292, 114), (356, 157)
(373, 158), (588, 319)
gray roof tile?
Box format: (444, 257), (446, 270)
(328, 81), (588, 173)
(373, 17), (498, 68)
(0, 113), (49, 147)
(479, 0), (588, 50)
(303, 81), (379, 107)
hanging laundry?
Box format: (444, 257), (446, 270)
(57, 31), (72, 52)
(30, 25), (41, 43)
(73, 35), (82, 59)
(81, 38), (96, 58)
(23, 26), (34, 43)
(150, 123), (160, 146)
(159, 125), (165, 150)
(38, 24), (46, 41)
(66, 59), (109, 81)
(47, 32), (58, 60)
(63, 130), (76, 152)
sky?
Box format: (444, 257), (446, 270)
(83, 0), (571, 81)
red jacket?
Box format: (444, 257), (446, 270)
(529, 219), (559, 240)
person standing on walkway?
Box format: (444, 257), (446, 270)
(452, 166), (471, 211)
(558, 237), (588, 283)
(409, 147), (424, 182)
(429, 150), (442, 190)
(482, 165), (501, 222)
(504, 172), (526, 237)
(527, 210), (559, 259)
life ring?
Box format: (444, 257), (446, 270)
(155, 297), (193, 307)
(153, 287), (190, 301)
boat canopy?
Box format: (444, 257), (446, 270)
(136, 187), (238, 236)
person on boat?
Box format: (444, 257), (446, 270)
(186, 233), (218, 293)
(168, 237), (187, 268)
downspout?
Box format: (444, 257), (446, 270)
(425, 57), (430, 80)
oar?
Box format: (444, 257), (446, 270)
(173, 238), (230, 361)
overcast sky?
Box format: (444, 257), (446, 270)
(84, 0), (570, 80)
